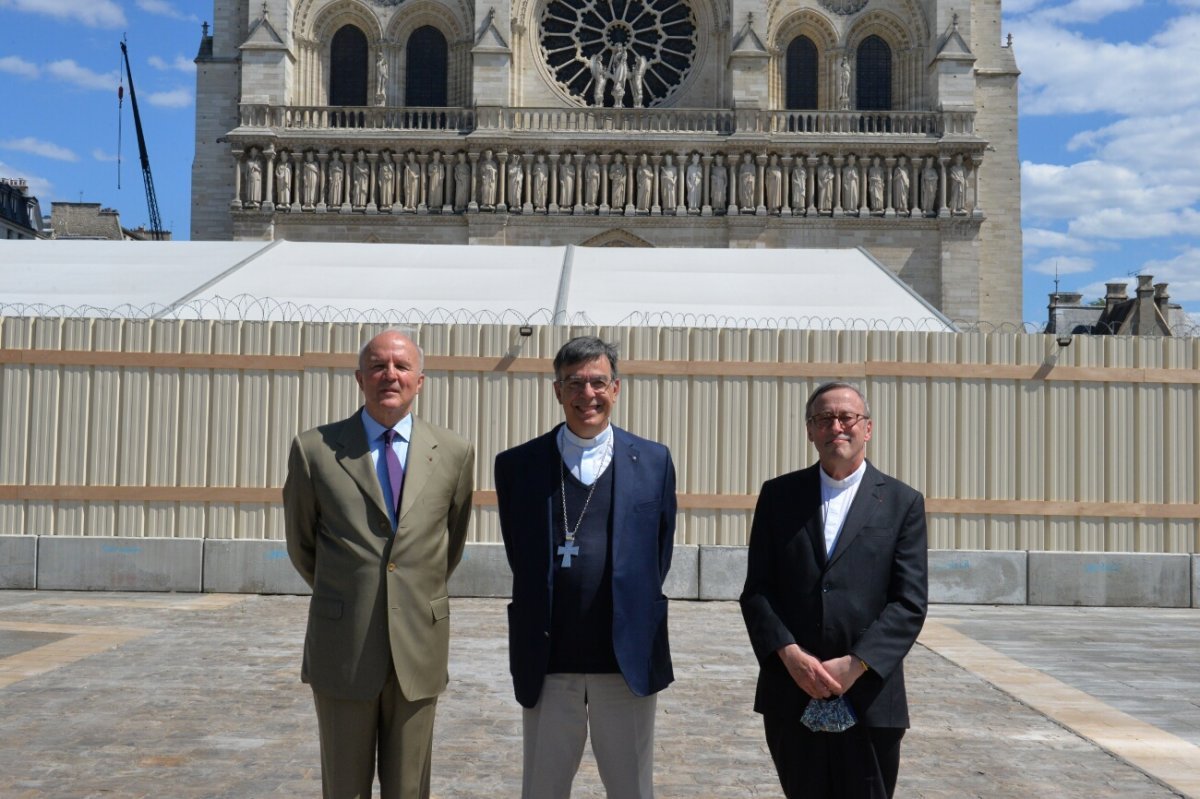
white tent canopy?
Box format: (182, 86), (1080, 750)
(0, 240), (955, 330)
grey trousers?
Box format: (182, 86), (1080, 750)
(522, 672), (658, 799)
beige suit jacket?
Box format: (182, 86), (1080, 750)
(283, 410), (475, 702)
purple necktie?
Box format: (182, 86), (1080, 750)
(384, 429), (405, 515)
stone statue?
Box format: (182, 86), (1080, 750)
(302, 150), (319, 208)
(631, 52), (649, 108)
(921, 157), (939, 215)
(949, 155), (967, 214)
(838, 57), (851, 110)
(868, 157), (885, 213)
(609, 154), (627, 208)
(351, 150), (370, 208)
(764, 154), (782, 212)
(816, 155), (834, 213)
(532, 155), (549, 209)
(427, 152), (445, 208)
(584, 154), (600, 208)
(508, 158), (524, 207)
(842, 155), (860, 212)
(659, 154), (678, 210)
(791, 160), (806, 211)
(378, 153), (395, 208)
(710, 154), (727, 209)
(893, 156), (910, 214)
(685, 154), (702, 211)
(245, 147), (263, 206)
(609, 47), (628, 106)
(274, 152), (291, 206)
(559, 156), (576, 208)
(737, 154), (755, 210)
(375, 50), (387, 106)
(327, 151), (344, 207)
(479, 149), (498, 208)
(404, 152), (421, 210)
(453, 152), (471, 210)
(635, 153), (654, 211)
(590, 52), (607, 106)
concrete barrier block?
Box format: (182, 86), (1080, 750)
(664, 545), (698, 600)
(1193, 556), (1199, 609)
(1028, 552), (1191, 608)
(929, 550), (1027, 605)
(449, 543), (512, 597)
(203, 540), (311, 595)
(38, 536), (203, 592)
(699, 546), (746, 601)
(0, 535), (37, 589)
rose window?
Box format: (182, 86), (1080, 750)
(538, 0), (698, 108)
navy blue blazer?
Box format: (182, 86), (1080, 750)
(740, 461), (928, 728)
(495, 424), (677, 708)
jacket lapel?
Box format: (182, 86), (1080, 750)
(398, 416), (436, 524)
(335, 411), (391, 521)
(799, 466), (828, 569)
(826, 462), (884, 568)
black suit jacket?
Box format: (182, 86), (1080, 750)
(740, 461), (927, 728)
(495, 424), (677, 708)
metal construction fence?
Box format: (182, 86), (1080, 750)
(1, 315), (1197, 553)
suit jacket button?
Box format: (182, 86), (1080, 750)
(387, 563), (397, 572)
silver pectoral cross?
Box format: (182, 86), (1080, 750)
(558, 539), (580, 568)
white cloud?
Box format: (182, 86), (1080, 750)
(1023, 227), (1105, 253)
(0, 137), (79, 162)
(135, 0), (199, 22)
(0, 55), (39, 79)
(0, 160), (53, 199)
(1136, 247), (1200, 302)
(1068, 207), (1200, 239)
(148, 54), (196, 74)
(92, 149), (118, 163)
(46, 59), (120, 91)
(1027, 255), (1095, 276)
(148, 55), (169, 71)
(0, 0), (125, 28)
(1028, 0), (1145, 25)
(147, 87), (192, 108)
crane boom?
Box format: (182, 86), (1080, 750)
(120, 40), (164, 240)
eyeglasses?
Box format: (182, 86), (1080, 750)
(807, 412), (868, 430)
(556, 376), (615, 394)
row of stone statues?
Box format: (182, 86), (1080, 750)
(235, 146), (979, 217)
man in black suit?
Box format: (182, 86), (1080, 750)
(741, 381), (927, 799)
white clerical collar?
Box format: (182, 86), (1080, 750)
(557, 423), (614, 485)
(819, 460), (866, 492)
(559, 423), (612, 452)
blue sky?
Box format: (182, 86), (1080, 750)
(2, 0), (1198, 326)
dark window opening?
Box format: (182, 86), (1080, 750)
(406, 26), (448, 107)
(785, 35), (818, 110)
(855, 35), (891, 111)
(329, 25), (368, 107)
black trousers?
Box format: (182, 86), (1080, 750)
(763, 714), (904, 799)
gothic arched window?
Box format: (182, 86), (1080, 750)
(329, 24), (368, 106)
(855, 35), (891, 111)
(785, 35), (818, 110)
(406, 26), (449, 106)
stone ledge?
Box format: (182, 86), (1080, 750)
(0, 535), (37, 589)
(202, 539), (310, 595)
(37, 536), (203, 592)
(698, 545), (746, 600)
(1028, 552), (1192, 608)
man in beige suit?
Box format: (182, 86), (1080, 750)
(284, 329), (475, 799)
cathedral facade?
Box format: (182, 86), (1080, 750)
(192, 0), (1021, 323)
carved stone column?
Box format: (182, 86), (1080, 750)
(884, 157), (896, 218)
(650, 154), (662, 215)
(290, 151), (302, 212)
(262, 147), (276, 213)
(599, 153), (611, 214)
(727, 156), (738, 216)
(366, 151), (379, 215)
(780, 156), (793, 217)
(231, 149), (244, 209)
(417, 152), (429, 214)
(676, 150), (688, 215)
(909, 155), (920, 217)
(625, 156), (635, 215)
(806, 155), (818, 214)
(316, 152), (328, 213)
(971, 154), (984, 218)
(573, 153), (585, 213)
(701, 154), (713, 217)
(339, 152), (352, 213)
(938, 156), (950, 218)
(522, 153), (534, 213)
(496, 151), (509, 213)
(468, 151), (480, 213)
(859, 156), (869, 216)
(832, 155), (845, 218)
(755, 154), (767, 216)
(548, 153), (560, 213)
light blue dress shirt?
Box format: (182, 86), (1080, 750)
(361, 408), (413, 529)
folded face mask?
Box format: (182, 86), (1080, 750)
(800, 696), (858, 733)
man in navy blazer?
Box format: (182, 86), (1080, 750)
(495, 335), (676, 799)
(741, 381), (927, 799)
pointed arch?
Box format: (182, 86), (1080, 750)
(579, 229), (655, 247)
(770, 8), (838, 110)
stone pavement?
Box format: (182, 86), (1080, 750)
(0, 591), (1197, 799)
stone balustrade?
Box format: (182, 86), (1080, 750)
(237, 104), (973, 138)
(231, 143), (985, 221)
